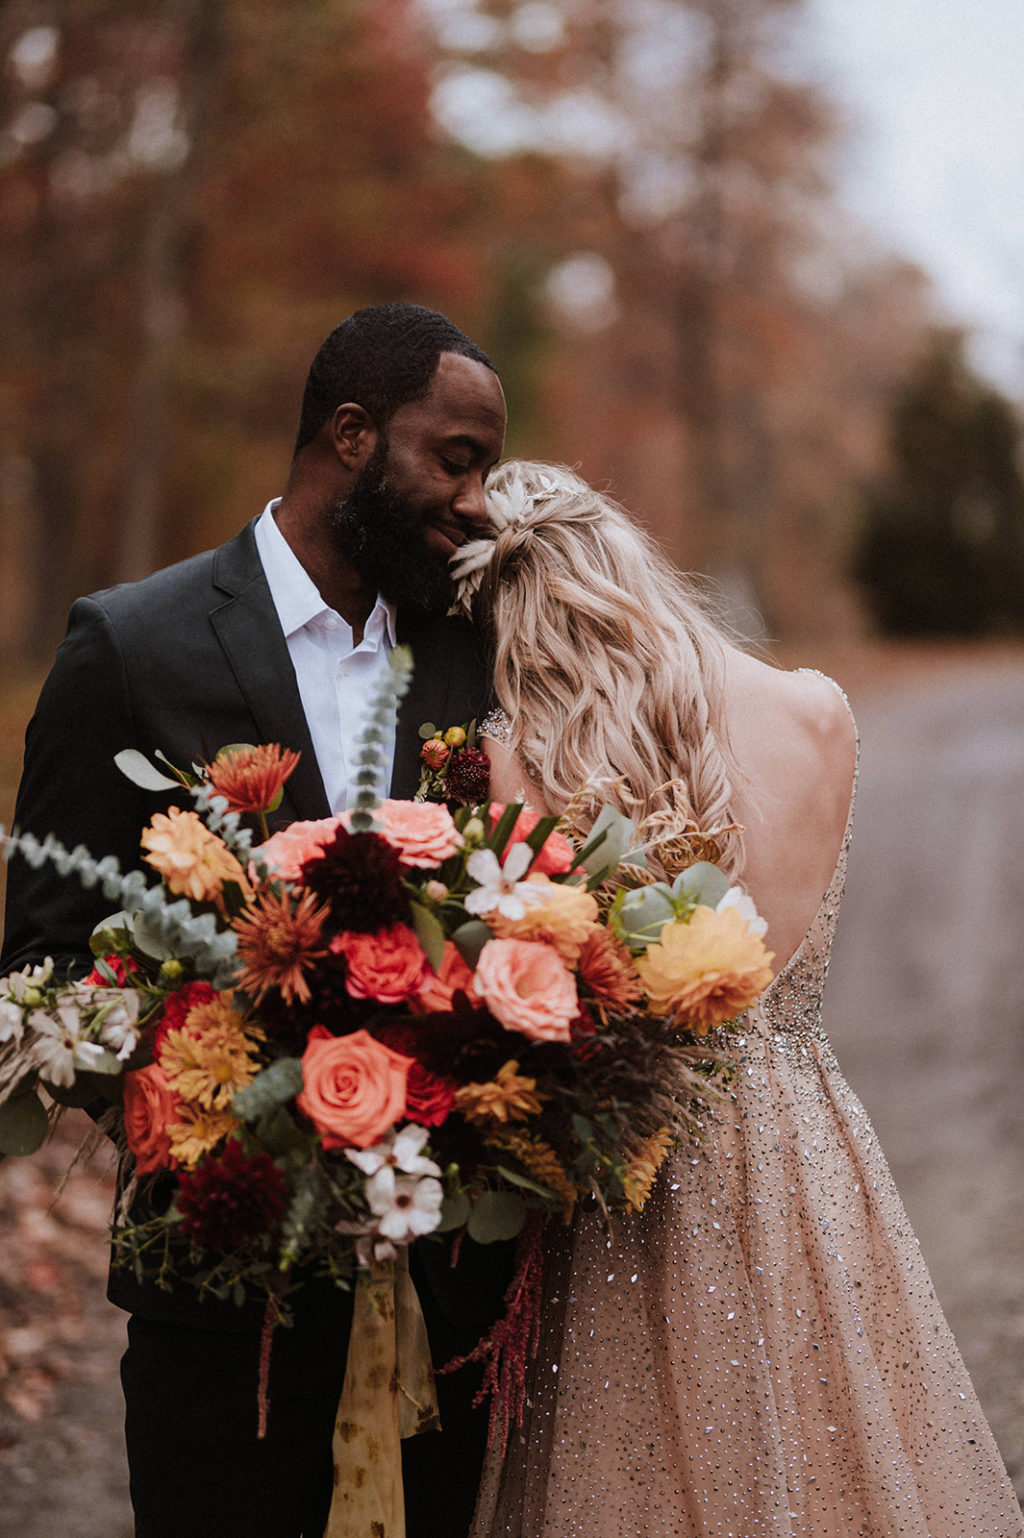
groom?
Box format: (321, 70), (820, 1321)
(1, 304), (509, 1537)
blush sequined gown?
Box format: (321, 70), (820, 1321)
(471, 692), (1023, 1537)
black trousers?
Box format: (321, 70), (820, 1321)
(121, 1243), (510, 1538)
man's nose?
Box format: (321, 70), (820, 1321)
(452, 474), (489, 528)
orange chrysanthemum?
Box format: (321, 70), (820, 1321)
(167, 1103), (240, 1170)
(621, 1126), (674, 1212)
(141, 806), (252, 909)
(232, 887), (329, 1004)
(453, 1059), (546, 1125)
(158, 997), (263, 1111)
(488, 877), (601, 965)
(207, 743), (301, 815)
(636, 905), (774, 1034)
(576, 927), (644, 1018)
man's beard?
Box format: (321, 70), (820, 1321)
(330, 439), (454, 617)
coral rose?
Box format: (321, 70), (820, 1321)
(330, 924), (433, 1004)
(370, 799), (464, 868)
(254, 816), (345, 880)
(487, 804), (574, 876)
(411, 942), (480, 1013)
(123, 1061), (180, 1175)
(297, 1026), (410, 1149)
(636, 905), (775, 1033)
(474, 938), (579, 1043)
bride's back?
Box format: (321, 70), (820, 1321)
(719, 648), (857, 969)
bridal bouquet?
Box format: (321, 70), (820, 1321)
(0, 649), (773, 1314)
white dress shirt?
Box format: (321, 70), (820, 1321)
(254, 502), (397, 813)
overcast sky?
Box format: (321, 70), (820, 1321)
(810, 0), (1024, 392)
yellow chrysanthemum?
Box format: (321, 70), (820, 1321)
(167, 1103), (239, 1170)
(488, 877), (601, 965)
(636, 905), (774, 1033)
(158, 999), (263, 1111)
(141, 806), (252, 909)
(621, 1126), (675, 1212)
(453, 1059), (546, 1124)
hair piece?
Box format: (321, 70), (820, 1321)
(293, 303), (495, 456)
(458, 461), (744, 875)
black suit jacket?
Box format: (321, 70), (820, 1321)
(1, 519), (499, 1329)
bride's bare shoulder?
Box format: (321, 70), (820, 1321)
(722, 649), (855, 773)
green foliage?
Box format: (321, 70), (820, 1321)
(855, 331), (1024, 635)
(0, 1087), (48, 1156)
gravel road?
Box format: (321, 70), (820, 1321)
(1, 652), (1022, 1532)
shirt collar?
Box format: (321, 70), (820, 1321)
(255, 500), (396, 645)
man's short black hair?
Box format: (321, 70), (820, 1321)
(293, 303), (496, 456)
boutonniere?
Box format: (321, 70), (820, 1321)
(415, 718), (491, 805)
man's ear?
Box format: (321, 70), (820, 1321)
(329, 403), (379, 470)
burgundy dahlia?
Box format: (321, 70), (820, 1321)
(299, 826), (409, 933)
(443, 746), (490, 805)
(177, 1141), (287, 1252)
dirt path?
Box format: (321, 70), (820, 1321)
(826, 655), (1024, 1500)
(1, 652), (1021, 1529)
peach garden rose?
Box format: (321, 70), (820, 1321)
(473, 937), (579, 1043)
(297, 1026), (410, 1149)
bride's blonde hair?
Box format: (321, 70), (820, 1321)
(452, 460), (744, 875)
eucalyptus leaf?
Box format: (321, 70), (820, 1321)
(418, 722), (438, 741)
(129, 911), (179, 962)
(435, 1191), (471, 1233)
(452, 919), (492, 968)
(612, 884), (676, 952)
(89, 915), (133, 956)
(234, 1058), (304, 1121)
(215, 742), (258, 761)
(672, 861), (730, 909)
(113, 749), (180, 793)
(410, 901), (446, 973)
(495, 1164), (557, 1201)
(467, 1189), (526, 1243)
(0, 1088), (48, 1156)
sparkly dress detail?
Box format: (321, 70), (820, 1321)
(472, 680), (1023, 1537)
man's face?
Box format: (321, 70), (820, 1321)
(331, 352), (506, 615)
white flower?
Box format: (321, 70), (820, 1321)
(716, 886), (768, 938)
(464, 843), (548, 921)
(364, 1167), (445, 1243)
(0, 999), (24, 1044)
(91, 989), (142, 1061)
(28, 1004), (107, 1088)
(346, 1123), (441, 1180)
(5, 958), (54, 1005)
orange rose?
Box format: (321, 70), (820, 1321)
(371, 800), (464, 868)
(474, 937), (579, 1042)
(487, 804), (574, 876)
(255, 816), (345, 880)
(330, 924), (432, 1004)
(297, 1026), (410, 1149)
(411, 941), (481, 1013)
(123, 1061), (181, 1175)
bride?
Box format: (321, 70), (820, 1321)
(449, 460), (1022, 1537)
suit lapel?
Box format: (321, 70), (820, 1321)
(208, 523), (331, 822)
(392, 614), (454, 799)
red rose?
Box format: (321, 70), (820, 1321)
(374, 1024), (457, 1128)
(123, 1061), (180, 1175)
(330, 924), (432, 1005)
(83, 954), (139, 987)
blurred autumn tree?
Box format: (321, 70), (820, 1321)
(854, 329), (1024, 636)
(425, 0), (935, 636)
(0, 0), (530, 662)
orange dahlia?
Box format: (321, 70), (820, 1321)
(207, 743), (301, 815)
(488, 877), (601, 965)
(141, 806), (252, 909)
(453, 1059), (546, 1125)
(636, 905), (774, 1034)
(232, 887), (329, 1005)
(576, 927), (644, 1018)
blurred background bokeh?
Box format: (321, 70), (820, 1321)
(1, 1), (1022, 1530)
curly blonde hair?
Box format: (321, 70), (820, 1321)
(451, 460), (744, 875)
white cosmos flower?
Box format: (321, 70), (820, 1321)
(464, 843), (547, 921)
(365, 1168), (445, 1243)
(90, 989), (142, 1060)
(346, 1123), (440, 1180)
(28, 1004), (107, 1087)
(0, 999), (24, 1044)
(716, 886), (768, 938)
(5, 958), (54, 1004)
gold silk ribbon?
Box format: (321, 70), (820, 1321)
(322, 1251), (441, 1538)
